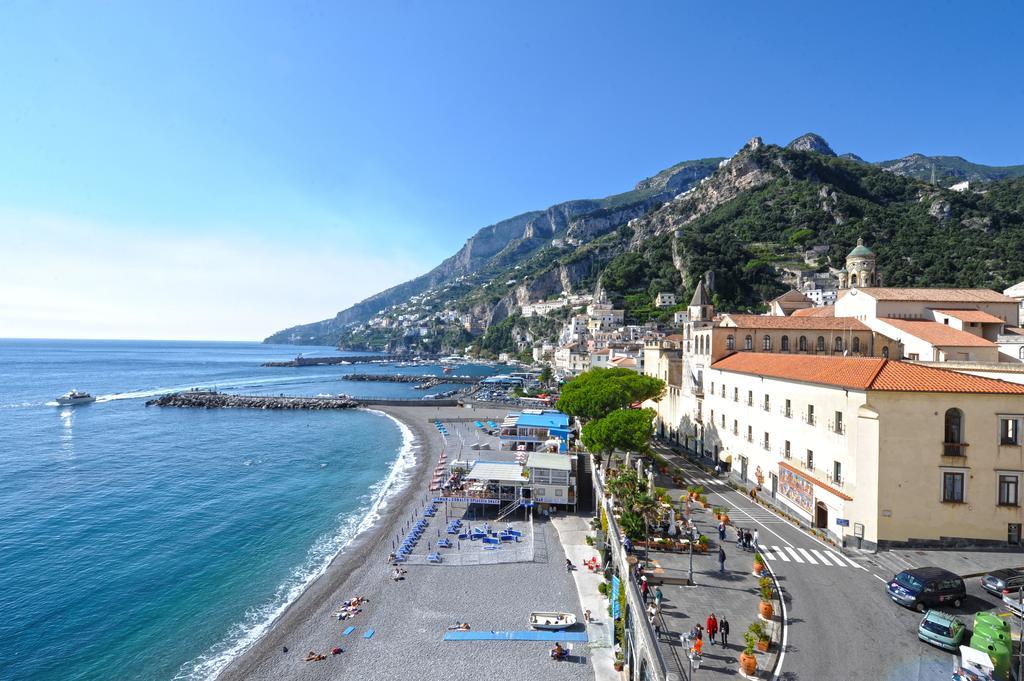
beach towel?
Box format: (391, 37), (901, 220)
(363, 629), (375, 639)
(342, 626), (355, 637)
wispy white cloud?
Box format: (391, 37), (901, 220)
(0, 211), (431, 341)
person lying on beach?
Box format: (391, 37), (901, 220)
(305, 651), (326, 662)
(447, 622), (471, 630)
(391, 568), (405, 581)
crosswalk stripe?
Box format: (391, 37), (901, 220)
(771, 546), (789, 561)
(784, 546), (805, 563)
(828, 549), (860, 568)
(809, 549), (836, 566)
(759, 547), (774, 560)
(797, 548), (819, 564)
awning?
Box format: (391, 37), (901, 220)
(718, 451), (733, 463)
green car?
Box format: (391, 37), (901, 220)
(918, 610), (966, 651)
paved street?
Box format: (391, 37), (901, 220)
(654, 444), (1021, 681)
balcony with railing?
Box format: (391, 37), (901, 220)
(828, 419), (846, 435)
(826, 473), (844, 488)
(942, 442), (968, 458)
(781, 406), (792, 418)
(802, 413), (817, 426)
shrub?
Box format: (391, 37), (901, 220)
(598, 581), (609, 596)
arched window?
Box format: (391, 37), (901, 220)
(744, 335), (753, 351)
(816, 336), (825, 352)
(850, 273), (858, 287)
(798, 336), (807, 351)
(852, 337), (861, 354)
(781, 335), (790, 351)
(834, 337), (844, 353)
(1019, 346), (1024, 360)
(944, 408), (964, 456)
(726, 335), (735, 350)
(882, 346), (889, 358)
(762, 335), (772, 351)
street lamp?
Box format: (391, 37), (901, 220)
(686, 522), (696, 587)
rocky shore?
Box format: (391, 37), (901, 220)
(145, 391), (359, 410)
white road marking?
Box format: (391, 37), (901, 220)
(759, 547), (775, 560)
(828, 549), (862, 569)
(764, 550), (788, 681)
(784, 546), (805, 563)
(797, 548), (819, 564)
(809, 549), (835, 566)
(771, 546), (790, 561)
(871, 573), (888, 583)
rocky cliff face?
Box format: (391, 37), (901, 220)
(787, 132), (836, 156)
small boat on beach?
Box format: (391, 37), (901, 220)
(55, 390), (96, 406)
(529, 612), (577, 630)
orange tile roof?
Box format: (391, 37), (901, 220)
(721, 313), (868, 331)
(791, 306), (836, 317)
(711, 352), (1024, 394)
(932, 309), (1007, 323)
(880, 318), (995, 347)
(856, 287), (1015, 303)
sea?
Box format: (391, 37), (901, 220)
(0, 339), (496, 681)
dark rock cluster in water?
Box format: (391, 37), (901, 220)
(145, 391), (359, 410)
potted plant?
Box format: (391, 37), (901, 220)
(759, 576), (775, 620)
(739, 633), (758, 675)
(752, 552), (765, 576)
(613, 652), (624, 671)
(748, 621), (770, 652)
(696, 534), (709, 553)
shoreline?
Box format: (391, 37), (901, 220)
(215, 404), (445, 680)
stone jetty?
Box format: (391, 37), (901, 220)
(261, 355), (432, 368)
(340, 374), (479, 389)
(145, 391), (359, 410)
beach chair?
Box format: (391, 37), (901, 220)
(482, 536), (500, 546)
(427, 553), (442, 563)
(438, 538), (452, 548)
(458, 532), (469, 540)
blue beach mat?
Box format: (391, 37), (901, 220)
(342, 626), (355, 637)
(444, 631), (588, 642)
(363, 629), (375, 639)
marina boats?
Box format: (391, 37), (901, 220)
(55, 390), (96, 406)
(529, 612), (577, 630)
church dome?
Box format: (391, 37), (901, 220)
(847, 237), (874, 259)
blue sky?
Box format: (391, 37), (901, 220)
(1, 1), (1021, 339)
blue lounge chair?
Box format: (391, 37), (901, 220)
(363, 629), (375, 639)
(342, 626), (355, 637)
(428, 553), (442, 563)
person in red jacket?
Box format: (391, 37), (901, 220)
(706, 612), (719, 646)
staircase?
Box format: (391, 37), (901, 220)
(495, 498), (523, 522)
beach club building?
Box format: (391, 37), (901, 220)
(457, 452), (579, 513)
(499, 409), (571, 453)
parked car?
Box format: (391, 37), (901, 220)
(1001, 589), (1023, 616)
(886, 567), (966, 612)
(917, 610), (967, 651)
(980, 568), (1024, 598)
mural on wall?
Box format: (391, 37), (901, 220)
(779, 467), (814, 514)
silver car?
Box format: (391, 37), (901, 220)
(981, 568), (1024, 598)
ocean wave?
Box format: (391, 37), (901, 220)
(175, 410), (417, 681)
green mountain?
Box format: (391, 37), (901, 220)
(266, 134), (1024, 354)
(877, 153), (1024, 184)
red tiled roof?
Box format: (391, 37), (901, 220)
(711, 352), (1024, 394)
(778, 461), (853, 501)
(880, 318), (995, 347)
(932, 309), (1007, 324)
(721, 313), (867, 331)
(855, 287), (1015, 303)
(791, 306), (836, 318)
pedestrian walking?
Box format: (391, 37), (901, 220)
(753, 528), (760, 548)
(744, 529), (753, 550)
(640, 576), (650, 602)
(714, 463), (721, 476)
(718, 545), (726, 572)
(706, 612), (718, 645)
(720, 617), (730, 646)
(653, 586), (664, 609)
(718, 520), (726, 541)
(623, 536), (633, 554)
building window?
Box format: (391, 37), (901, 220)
(784, 399), (792, 418)
(834, 336), (844, 353)
(763, 432), (770, 450)
(882, 346), (889, 359)
(942, 471), (965, 503)
(733, 420), (738, 435)
(744, 335), (753, 350)
(711, 381), (715, 395)
(733, 387), (739, 402)
(763, 395), (770, 412)
(781, 335), (790, 351)
(762, 335), (772, 351)
(806, 404), (816, 426)
(908, 353), (919, 360)
(944, 408), (965, 456)
(747, 390), (753, 407)
(816, 336), (825, 352)
(833, 461), (842, 485)
(747, 425), (752, 442)
(726, 334), (735, 350)
(806, 449), (814, 471)
(999, 474), (1020, 506)
(784, 440), (791, 459)
(1020, 346), (1024, 360)
(833, 410), (844, 434)
(721, 384), (725, 398)
(852, 337), (861, 354)
(799, 335), (807, 351)
(721, 414), (725, 428)
(1000, 417), (1021, 446)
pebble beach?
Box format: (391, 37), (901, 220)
(218, 404), (595, 681)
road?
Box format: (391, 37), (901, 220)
(655, 445), (1015, 681)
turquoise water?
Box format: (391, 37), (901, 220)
(0, 340), (489, 680)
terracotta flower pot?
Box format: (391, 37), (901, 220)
(614, 660), (624, 671)
(756, 638), (770, 652)
(739, 651), (757, 675)
(753, 560), (764, 576)
(759, 599), (774, 620)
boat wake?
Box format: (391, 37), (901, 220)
(175, 411), (417, 681)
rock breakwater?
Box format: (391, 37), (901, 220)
(146, 391), (359, 410)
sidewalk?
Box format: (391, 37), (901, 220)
(551, 515), (618, 681)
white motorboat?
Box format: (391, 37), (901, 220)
(529, 612), (577, 630)
(55, 390), (96, 406)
